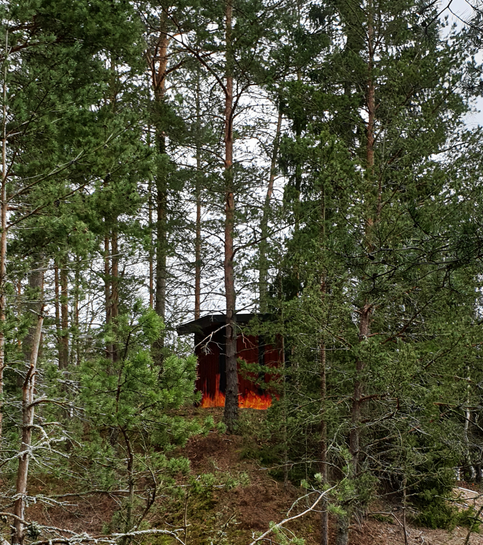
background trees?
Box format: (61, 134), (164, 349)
(1, 0), (483, 543)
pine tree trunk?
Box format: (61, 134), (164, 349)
(60, 264), (69, 368)
(150, 13), (170, 364)
(74, 254), (81, 366)
(223, 0), (238, 433)
(194, 66), (203, 320)
(0, 34), (8, 443)
(320, 286), (328, 545)
(350, 304), (371, 472)
(105, 234), (113, 362)
(155, 163), (166, 323)
(335, 513), (349, 545)
(12, 310), (43, 545)
(259, 110), (282, 313)
(149, 173), (154, 310)
(320, 187), (329, 545)
(23, 260), (44, 369)
(111, 230), (119, 363)
(55, 263), (60, 358)
(320, 338), (328, 545)
(195, 181), (201, 320)
(341, 5), (376, 543)
(349, 0), (376, 476)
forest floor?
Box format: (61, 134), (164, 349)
(21, 408), (483, 545)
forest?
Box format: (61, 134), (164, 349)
(2, 0), (483, 544)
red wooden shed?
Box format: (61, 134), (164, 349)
(177, 313), (280, 409)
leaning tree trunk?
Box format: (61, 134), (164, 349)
(22, 259), (44, 369)
(223, 0), (239, 433)
(12, 311), (43, 545)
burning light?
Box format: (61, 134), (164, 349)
(200, 374), (274, 410)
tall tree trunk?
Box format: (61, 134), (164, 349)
(12, 309), (43, 545)
(320, 190), (328, 545)
(105, 234), (113, 361)
(349, 0), (376, 476)
(320, 332), (328, 545)
(341, 5), (376, 544)
(0, 31), (8, 443)
(73, 254), (81, 366)
(119, 427), (134, 545)
(194, 66), (203, 320)
(55, 263), (60, 357)
(149, 168), (154, 310)
(111, 230), (119, 363)
(60, 264), (69, 368)
(105, 230), (119, 364)
(223, 0), (238, 434)
(149, 12), (170, 364)
(259, 110), (282, 313)
(195, 179), (202, 320)
(349, 304), (371, 472)
(55, 260), (69, 369)
(23, 260), (44, 368)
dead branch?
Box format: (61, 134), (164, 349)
(248, 485), (337, 545)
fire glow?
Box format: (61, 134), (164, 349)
(200, 374), (274, 410)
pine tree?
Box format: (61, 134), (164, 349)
(274, 0), (483, 541)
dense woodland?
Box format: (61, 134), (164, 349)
(2, 0), (483, 544)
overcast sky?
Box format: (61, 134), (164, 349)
(447, 0), (483, 127)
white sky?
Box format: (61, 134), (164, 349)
(448, 0), (483, 127)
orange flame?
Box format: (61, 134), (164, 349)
(200, 374), (274, 410)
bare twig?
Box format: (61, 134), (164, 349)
(249, 486), (337, 545)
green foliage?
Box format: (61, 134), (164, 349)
(80, 303), (198, 436)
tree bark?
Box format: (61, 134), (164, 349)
(259, 110), (282, 313)
(105, 234), (113, 362)
(73, 254), (81, 366)
(349, 303), (371, 472)
(60, 264), (69, 368)
(12, 312), (43, 545)
(55, 263), (60, 357)
(223, 0), (238, 433)
(0, 31), (8, 443)
(320, 185), (328, 545)
(194, 66), (203, 321)
(320, 333), (328, 545)
(340, 5), (376, 543)
(23, 260), (44, 369)
(149, 169), (154, 310)
(149, 11), (171, 364)
(111, 230), (119, 363)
